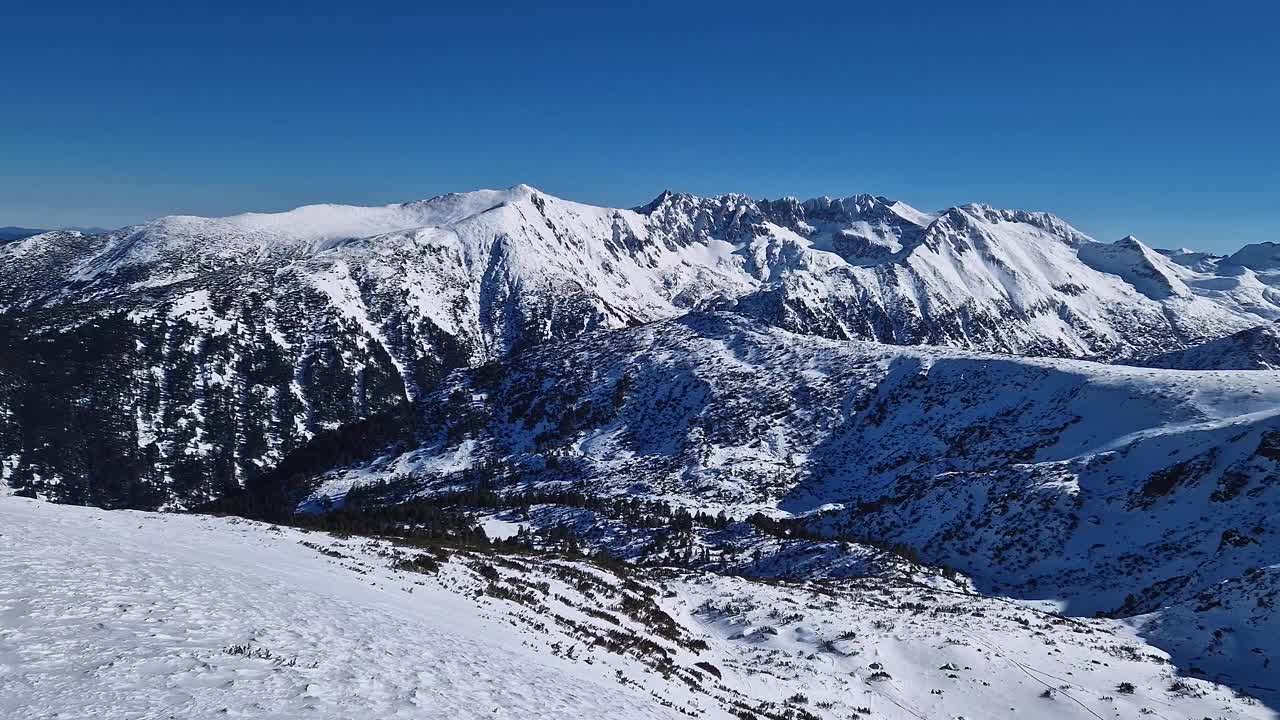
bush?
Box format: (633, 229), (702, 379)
(395, 553), (441, 574)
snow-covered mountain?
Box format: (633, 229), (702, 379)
(1141, 321), (1280, 370)
(5, 495), (1274, 719)
(1227, 241), (1280, 272)
(4, 186), (1276, 356)
(198, 308), (1279, 709)
(5, 186), (1279, 717)
(289, 313), (1280, 621)
(0, 225), (111, 243)
(2, 185), (1277, 508)
(0, 226), (46, 242)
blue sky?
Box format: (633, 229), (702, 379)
(4, 1), (1276, 252)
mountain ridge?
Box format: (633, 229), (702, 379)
(5, 186), (1279, 715)
(279, 310), (1280, 613)
(3, 185), (1278, 511)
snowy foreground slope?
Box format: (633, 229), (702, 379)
(0, 497), (686, 720)
(3, 496), (1273, 720)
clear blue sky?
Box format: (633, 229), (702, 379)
(4, 1), (1276, 252)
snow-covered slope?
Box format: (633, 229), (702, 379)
(1140, 321), (1280, 369)
(1131, 564), (1280, 704)
(2, 186), (1276, 509)
(4, 185), (1276, 359)
(1228, 242), (1280, 272)
(1155, 243), (1280, 324)
(0, 496), (708, 719)
(4, 496), (1273, 719)
(0, 226), (46, 242)
(1157, 246), (1224, 273)
(301, 313), (1280, 620)
(7, 185), (1277, 717)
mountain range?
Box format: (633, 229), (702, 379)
(3, 184), (1279, 717)
(0, 226), (47, 242)
(3, 185), (1279, 509)
(0, 225), (111, 242)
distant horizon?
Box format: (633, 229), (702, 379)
(4, 183), (1274, 256)
(6, 2), (1277, 254)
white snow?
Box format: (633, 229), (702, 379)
(317, 312), (1280, 623)
(0, 497), (689, 719)
(2, 496), (1272, 720)
(10, 185), (1280, 362)
(5, 184), (1280, 718)
(478, 514), (525, 541)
